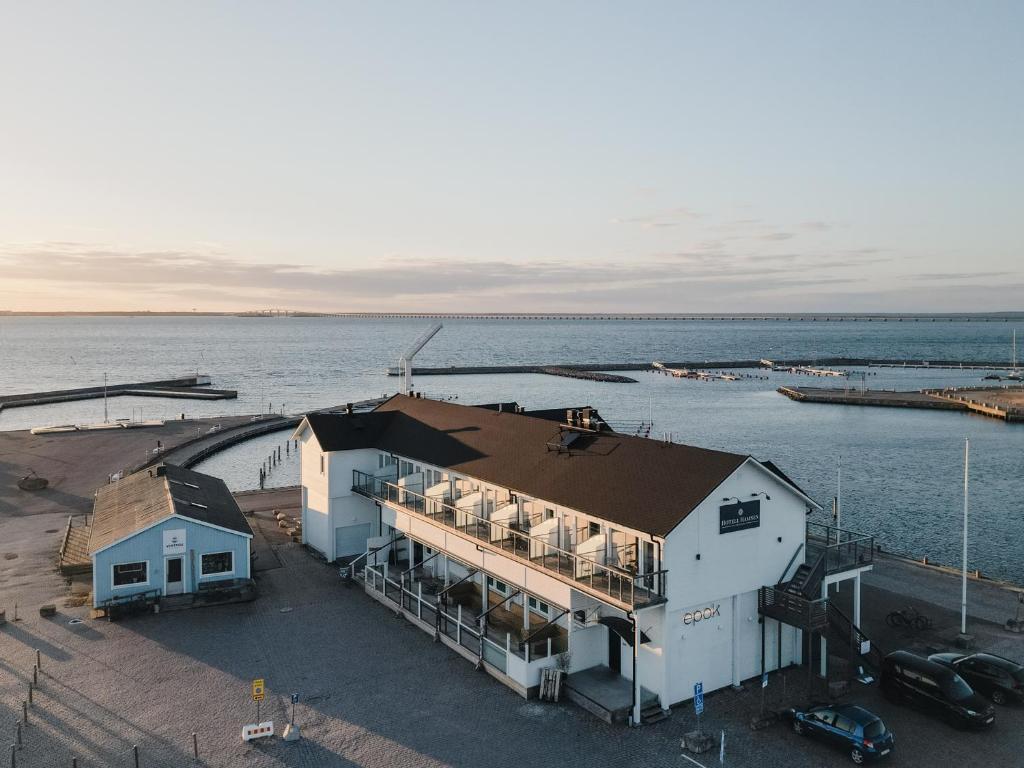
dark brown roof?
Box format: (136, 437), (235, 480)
(302, 395), (781, 537)
(89, 464), (252, 553)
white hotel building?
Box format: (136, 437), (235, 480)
(293, 395), (876, 725)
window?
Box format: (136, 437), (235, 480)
(320, 454), (325, 474)
(544, 508), (555, 520)
(863, 721), (886, 740)
(486, 576), (508, 595)
(528, 596), (550, 615)
(589, 522), (601, 537)
(112, 561), (148, 587)
(378, 454), (385, 469)
(201, 551), (234, 576)
(833, 714), (856, 733)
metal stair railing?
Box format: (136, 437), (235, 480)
(826, 601), (884, 672)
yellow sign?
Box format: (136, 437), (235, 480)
(252, 678), (265, 702)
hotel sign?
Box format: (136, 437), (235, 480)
(719, 500), (760, 534)
(162, 528), (187, 555)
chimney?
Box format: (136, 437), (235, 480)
(581, 407), (592, 427)
(346, 403), (354, 414)
(565, 409), (575, 426)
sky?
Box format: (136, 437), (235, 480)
(0, 2), (1022, 313)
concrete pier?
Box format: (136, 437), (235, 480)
(388, 357), (1022, 378)
(0, 376), (236, 412)
(779, 385), (1024, 422)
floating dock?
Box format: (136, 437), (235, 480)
(778, 385), (1024, 422)
(0, 376), (236, 412)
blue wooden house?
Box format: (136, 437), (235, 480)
(89, 464), (254, 609)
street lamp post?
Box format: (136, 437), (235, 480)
(960, 438), (969, 637)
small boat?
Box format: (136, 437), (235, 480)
(29, 424), (79, 435)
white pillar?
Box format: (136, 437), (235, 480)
(819, 580), (829, 678)
(853, 573), (862, 628)
(730, 594), (741, 687)
(631, 619), (642, 725)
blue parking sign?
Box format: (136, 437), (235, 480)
(694, 681), (704, 715)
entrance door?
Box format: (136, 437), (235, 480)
(165, 557), (184, 595)
(608, 627), (622, 673)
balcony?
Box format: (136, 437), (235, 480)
(353, 470), (666, 609)
(805, 521), (874, 576)
(758, 585), (829, 631)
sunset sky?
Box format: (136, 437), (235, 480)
(1, 2), (1021, 313)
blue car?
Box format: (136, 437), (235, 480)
(786, 703), (895, 764)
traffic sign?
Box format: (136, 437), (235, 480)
(290, 692), (299, 704)
(694, 681), (704, 715)
(761, 671), (769, 689)
(252, 678), (265, 702)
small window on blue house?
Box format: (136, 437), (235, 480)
(113, 561), (148, 587)
(201, 551), (234, 576)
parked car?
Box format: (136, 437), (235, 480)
(928, 652), (1024, 705)
(784, 703), (894, 763)
(882, 650), (995, 728)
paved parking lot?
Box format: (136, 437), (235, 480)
(1, 510), (1022, 767)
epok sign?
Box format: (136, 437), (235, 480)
(682, 604), (721, 625)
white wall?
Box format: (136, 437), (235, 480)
(658, 459), (810, 704)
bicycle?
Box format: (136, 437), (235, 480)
(885, 605), (932, 631)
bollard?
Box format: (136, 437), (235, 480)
(27, 684), (31, 706)
(35, 650), (40, 671)
(31, 667), (36, 686)
(192, 732), (198, 760)
(73, 759), (78, 768)
(133, 744), (139, 768)
(15, 722), (21, 749)
(9, 743), (14, 768)
(21, 703), (27, 725)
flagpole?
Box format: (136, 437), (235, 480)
(960, 438), (969, 636)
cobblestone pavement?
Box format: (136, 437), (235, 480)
(1, 514), (1022, 767)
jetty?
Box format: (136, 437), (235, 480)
(0, 376), (237, 412)
(387, 356), (1023, 379)
(779, 385), (1024, 423)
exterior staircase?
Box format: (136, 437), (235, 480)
(58, 514), (92, 576)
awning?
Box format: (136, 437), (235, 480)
(599, 616), (651, 646)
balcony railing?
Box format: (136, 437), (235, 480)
(353, 469), (666, 608)
(806, 521), (874, 575)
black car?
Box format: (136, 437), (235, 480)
(929, 652), (1024, 705)
(882, 650), (995, 728)
(785, 703), (894, 763)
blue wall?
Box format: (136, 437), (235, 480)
(92, 516), (251, 606)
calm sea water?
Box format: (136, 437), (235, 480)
(1, 316), (1022, 583)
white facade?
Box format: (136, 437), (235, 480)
(294, 414), (865, 724)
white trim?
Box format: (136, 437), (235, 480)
(289, 416), (313, 442)
(90, 513), (251, 557)
(180, 515), (254, 540)
(110, 560), (150, 589)
(199, 550), (235, 578)
(164, 555), (186, 595)
(744, 457), (822, 511)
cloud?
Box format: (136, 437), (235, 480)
(610, 206), (702, 229)
(910, 271), (1014, 281)
(0, 240), (878, 312)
